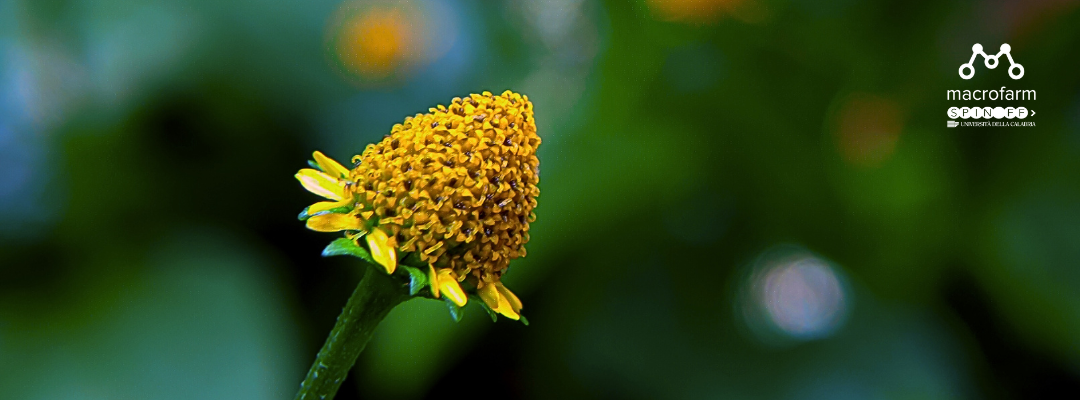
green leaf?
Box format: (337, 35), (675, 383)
(298, 207), (312, 221)
(518, 314), (529, 326)
(444, 298), (465, 322)
(307, 160), (321, 170)
(321, 238), (376, 264)
(399, 265), (429, 296)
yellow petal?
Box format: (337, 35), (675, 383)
(495, 282), (523, 313)
(307, 198), (353, 215)
(295, 169), (344, 201)
(437, 269), (468, 307)
(313, 151), (350, 179)
(495, 293), (520, 320)
(306, 213), (362, 232)
(366, 228), (397, 274)
(477, 284), (501, 309)
(428, 264), (440, 298)
(479, 283), (519, 320)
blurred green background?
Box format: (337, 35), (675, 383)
(2, 0), (1079, 398)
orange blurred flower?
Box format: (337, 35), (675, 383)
(328, 1), (426, 81)
(647, 0), (746, 24)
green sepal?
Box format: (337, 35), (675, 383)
(471, 294), (498, 322)
(307, 160), (321, 170)
(321, 238), (376, 265)
(362, 215), (380, 232)
(299, 206), (355, 221)
(518, 314), (529, 326)
(445, 298), (465, 322)
(399, 265), (430, 296)
(400, 252), (425, 268)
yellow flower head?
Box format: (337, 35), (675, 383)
(296, 90), (539, 322)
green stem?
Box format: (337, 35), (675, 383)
(295, 268), (408, 400)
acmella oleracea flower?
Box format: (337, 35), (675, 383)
(295, 90), (539, 321)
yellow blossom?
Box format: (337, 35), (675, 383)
(296, 90), (539, 321)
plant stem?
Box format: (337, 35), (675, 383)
(295, 268), (408, 400)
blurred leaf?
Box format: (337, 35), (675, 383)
(0, 227), (303, 399)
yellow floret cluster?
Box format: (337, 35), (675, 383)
(348, 90), (539, 287)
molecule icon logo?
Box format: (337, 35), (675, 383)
(959, 43), (1024, 80)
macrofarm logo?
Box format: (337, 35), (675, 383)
(947, 43), (1035, 128)
(959, 43), (1024, 80)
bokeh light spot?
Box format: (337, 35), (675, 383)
(760, 257), (846, 337)
(739, 246), (851, 344)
